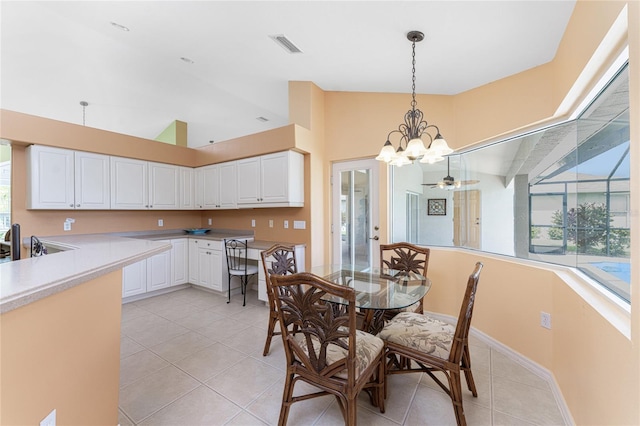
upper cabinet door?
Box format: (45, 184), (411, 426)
(148, 162), (179, 210)
(179, 167), (194, 210)
(26, 145), (75, 209)
(111, 157), (148, 210)
(236, 157), (260, 204)
(218, 161), (237, 209)
(74, 151), (110, 209)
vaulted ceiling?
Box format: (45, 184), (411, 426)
(1, 1), (576, 148)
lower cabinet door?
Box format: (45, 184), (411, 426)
(171, 239), (189, 285)
(122, 260), (147, 297)
(147, 249), (172, 292)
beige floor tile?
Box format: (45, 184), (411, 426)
(153, 302), (205, 322)
(493, 410), (538, 426)
(122, 303), (151, 323)
(226, 410), (269, 425)
(405, 384), (459, 425)
(118, 408), (134, 426)
(213, 299), (253, 316)
(175, 342), (247, 382)
(206, 356), (283, 407)
(373, 372), (420, 423)
(119, 365), (200, 423)
(120, 349), (170, 388)
(124, 317), (190, 347)
(246, 378), (332, 425)
(187, 291), (229, 309)
(491, 350), (550, 391)
(196, 316), (253, 342)
(228, 304), (270, 326)
(315, 400), (399, 426)
(139, 385), (242, 426)
(148, 330), (214, 363)
(223, 325), (271, 356)
(171, 308), (227, 331)
(121, 335), (145, 359)
(492, 376), (565, 425)
(469, 343), (492, 375)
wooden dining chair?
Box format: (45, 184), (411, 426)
(380, 242), (430, 317)
(377, 262), (483, 426)
(260, 244), (298, 356)
(224, 239), (259, 306)
(270, 272), (386, 425)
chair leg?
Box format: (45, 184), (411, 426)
(242, 275), (247, 306)
(263, 314), (277, 356)
(279, 373), (295, 426)
(377, 355), (386, 413)
(461, 344), (477, 397)
(346, 396), (357, 425)
(448, 371), (467, 426)
(227, 274), (231, 304)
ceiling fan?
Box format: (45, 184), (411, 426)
(422, 157), (479, 189)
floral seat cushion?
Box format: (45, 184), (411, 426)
(377, 312), (454, 360)
(293, 329), (384, 379)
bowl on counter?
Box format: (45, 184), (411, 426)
(184, 228), (211, 235)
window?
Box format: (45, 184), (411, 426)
(391, 62), (631, 302)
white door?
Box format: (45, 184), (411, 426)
(260, 151), (288, 203)
(236, 157), (260, 204)
(172, 239), (189, 285)
(332, 159), (380, 268)
(146, 248), (172, 291)
(122, 260), (147, 297)
(26, 145), (75, 209)
(218, 161), (238, 209)
(179, 167), (194, 210)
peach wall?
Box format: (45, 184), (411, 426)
(0, 270), (122, 424)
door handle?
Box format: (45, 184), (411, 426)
(369, 236), (379, 241)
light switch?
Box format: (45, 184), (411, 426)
(269, 219), (274, 228)
(158, 219), (164, 227)
(284, 220), (289, 229)
(251, 219), (256, 227)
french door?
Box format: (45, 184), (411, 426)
(331, 159), (380, 268)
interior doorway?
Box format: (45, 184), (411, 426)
(453, 189), (481, 249)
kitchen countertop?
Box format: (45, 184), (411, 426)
(2, 229), (304, 314)
(1, 234), (170, 314)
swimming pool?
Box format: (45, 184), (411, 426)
(590, 262), (631, 283)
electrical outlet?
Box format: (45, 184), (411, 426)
(158, 219), (163, 227)
(251, 219), (256, 228)
(63, 221), (71, 231)
(269, 219), (274, 228)
(208, 218), (212, 225)
(40, 409), (56, 426)
(540, 312), (552, 329)
(284, 220), (289, 229)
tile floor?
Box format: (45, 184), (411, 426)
(118, 287), (567, 425)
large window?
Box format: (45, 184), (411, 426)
(391, 62), (631, 302)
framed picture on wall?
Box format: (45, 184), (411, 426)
(427, 198), (446, 216)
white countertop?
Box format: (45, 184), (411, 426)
(0, 234), (170, 314)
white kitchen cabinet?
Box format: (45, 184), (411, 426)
(26, 145), (109, 210)
(179, 167), (195, 210)
(171, 238), (189, 285)
(147, 244), (172, 291)
(148, 162), (179, 210)
(122, 259), (147, 298)
(74, 151), (111, 209)
(111, 157), (148, 209)
(236, 151), (304, 208)
(195, 161), (237, 210)
(188, 239), (200, 283)
(188, 239), (224, 291)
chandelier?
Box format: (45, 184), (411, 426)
(375, 31), (453, 167)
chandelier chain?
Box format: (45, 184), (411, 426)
(411, 40), (417, 110)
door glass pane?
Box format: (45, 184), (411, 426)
(340, 169), (370, 267)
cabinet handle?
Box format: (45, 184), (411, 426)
(76, 204), (80, 207)
(69, 204), (74, 207)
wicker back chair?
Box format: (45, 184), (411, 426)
(260, 244), (298, 356)
(380, 242), (430, 316)
(378, 262), (483, 426)
(270, 272), (386, 425)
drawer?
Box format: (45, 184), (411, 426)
(195, 239), (222, 250)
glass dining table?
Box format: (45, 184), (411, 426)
(310, 264), (431, 334)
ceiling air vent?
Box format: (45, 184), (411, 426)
(269, 34), (303, 54)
